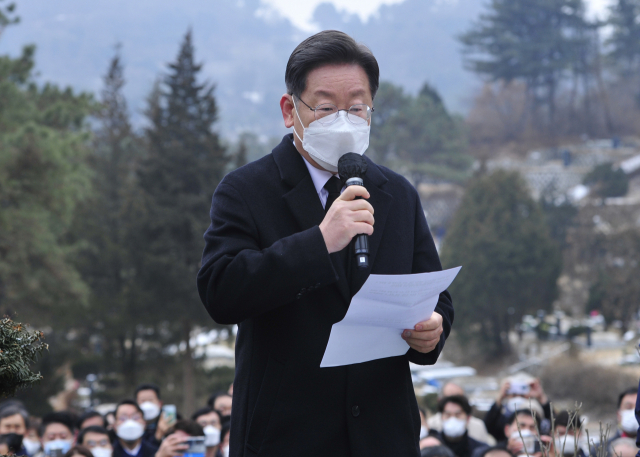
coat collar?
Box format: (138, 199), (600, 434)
(272, 134), (394, 302)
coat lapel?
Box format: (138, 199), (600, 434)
(273, 135), (352, 306)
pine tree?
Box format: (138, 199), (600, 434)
(440, 171), (561, 357)
(71, 47), (147, 390)
(459, 0), (593, 137)
(139, 30), (228, 414)
(606, 0), (640, 75)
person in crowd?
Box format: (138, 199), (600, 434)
(35, 412), (77, 457)
(475, 446), (514, 457)
(205, 394), (231, 425)
(191, 408), (222, 455)
(610, 387), (638, 444)
(155, 420), (207, 457)
(112, 401), (157, 457)
(489, 409), (552, 457)
(63, 446), (93, 457)
(23, 418), (42, 457)
(553, 410), (586, 457)
(434, 395), (487, 457)
(428, 382), (495, 445)
(134, 384), (169, 447)
(484, 374), (552, 443)
(77, 426), (112, 457)
(218, 424), (230, 457)
(609, 437), (637, 457)
(0, 405), (30, 455)
(0, 431), (25, 456)
(421, 445), (456, 457)
(77, 413), (106, 432)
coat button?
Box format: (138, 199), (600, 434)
(351, 405), (360, 417)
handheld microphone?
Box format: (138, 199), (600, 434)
(338, 153), (369, 269)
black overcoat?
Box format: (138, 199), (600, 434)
(197, 134), (454, 457)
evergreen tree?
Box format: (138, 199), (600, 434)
(369, 81), (471, 183)
(71, 47), (148, 390)
(459, 0), (593, 135)
(0, 44), (93, 324)
(606, 0), (640, 75)
(440, 171), (561, 357)
(139, 30), (228, 414)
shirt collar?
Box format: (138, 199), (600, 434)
(300, 153), (336, 194)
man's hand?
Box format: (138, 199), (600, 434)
(402, 312), (443, 354)
(528, 378), (548, 405)
(155, 434), (188, 457)
(319, 185), (374, 254)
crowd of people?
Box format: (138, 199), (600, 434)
(0, 383), (233, 457)
(0, 374), (637, 457)
(417, 374), (639, 457)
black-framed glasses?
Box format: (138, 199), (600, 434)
(295, 96), (373, 125)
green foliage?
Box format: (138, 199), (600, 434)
(0, 0), (19, 36)
(583, 163), (629, 198)
(541, 199), (579, 250)
(370, 81), (472, 182)
(0, 318), (47, 397)
(606, 0), (640, 74)
(0, 45), (93, 323)
(440, 170), (561, 356)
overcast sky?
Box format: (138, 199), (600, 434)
(263, 0), (614, 30)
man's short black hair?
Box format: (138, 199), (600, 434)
(506, 409), (541, 428)
(420, 444), (456, 457)
(555, 410), (582, 430)
(39, 412), (76, 437)
(114, 400), (144, 418)
(437, 395), (472, 416)
(135, 383), (161, 400)
(285, 30), (380, 100)
(77, 410), (106, 430)
(477, 446), (514, 457)
(618, 387), (637, 409)
(191, 407), (220, 422)
(165, 420), (204, 439)
(77, 426), (110, 446)
(0, 405), (29, 429)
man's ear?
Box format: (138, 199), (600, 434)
(280, 94), (295, 128)
(504, 424), (511, 438)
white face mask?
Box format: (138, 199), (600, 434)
(23, 438), (41, 456)
(419, 425), (428, 440)
(511, 429), (537, 455)
(203, 425), (221, 447)
(620, 409), (639, 434)
(116, 419), (145, 441)
(293, 100), (370, 173)
(554, 436), (577, 455)
(91, 447), (113, 457)
(139, 401), (161, 421)
(442, 417), (467, 438)
(44, 439), (73, 457)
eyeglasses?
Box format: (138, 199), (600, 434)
(85, 439), (110, 448)
(116, 414), (143, 423)
(294, 96), (373, 125)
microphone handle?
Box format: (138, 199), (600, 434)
(345, 177), (370, 269)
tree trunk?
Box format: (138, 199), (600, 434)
(182, 319), (195, 416)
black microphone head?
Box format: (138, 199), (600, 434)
(338, 153), (368, 181)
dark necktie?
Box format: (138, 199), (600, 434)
(324, 176), (342, 213)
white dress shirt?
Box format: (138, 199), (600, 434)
(300, 154), (343, 209)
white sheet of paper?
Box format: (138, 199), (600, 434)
(320, 266), (461, 367)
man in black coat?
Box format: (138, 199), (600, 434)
(197, 30), (454, 457)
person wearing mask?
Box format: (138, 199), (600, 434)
(23, 419), (42, 457)
(35, 412), (76, 457)
(197, 29), (454, 457)
(0, 405), (30, 456)
(77, 426), (112, 457)
(428, 382), (495, 445)
(552, 411), (586, 457)
(488, 409), (551, 457)
(155, 420), (208, 457)
(77, 413), (106, 432)
(63, 446), (93, 457)
(611, 387), (639, 444)
(434, 396), (486, 457)
(191, 408), (222, 455)
(134, 384), (170, 447)
(484, 375), (552, 443)
(112, 401), (157, 457)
